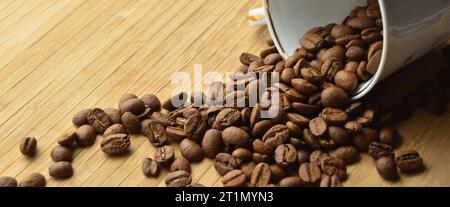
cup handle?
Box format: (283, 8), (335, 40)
(248, 7), (266, 27)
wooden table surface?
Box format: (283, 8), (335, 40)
(0, 0), (448, 187)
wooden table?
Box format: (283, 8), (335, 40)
(0, 0), (448, 187)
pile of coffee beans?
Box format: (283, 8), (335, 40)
(1, 0), (448, 187)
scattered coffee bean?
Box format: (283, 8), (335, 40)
(121, 112), (141, 134)
(103, 108), (122, 124)
(321, 156), (347, 180)
(250, 163), (271, 187)
(376, 156), (398, 180)
(0, 176), (18, 187)
(141, 119), (168, 147)
(154, 145), (175, 166)
(104, 124), (127, 137)
(19, 137), (37, 157)
(165, 170), (191, 187)
(51, 146), (73, 162)
(330, 146), (359, 165)
(274, 144), (297, 167)
(321, 87), (349, 108)
(214, 153), (238, 176)
(320, 175), (341, 187)
(180, 138), (203, 162)
(58, 131), (78, 147)
(141, 94), (161, 112)
(101, 134), (130, 155)
(142, 158), (160, 177)
(48, 161), (73, 179)
(396, 150), (423, 172)
(279, 176), (304, 187)
(72, 109), (92, 127)
(18, 173), (46, 187)
(298, 163), (321, 185)
(368, 141), (394, 159)
(222, 127), (250, 149)
(87, 108), (111, 133)
(232, 148), (253, 164)
(76, 125), (97, 147)
(171, 157), (191, 173)
(222, 170), (246, 187)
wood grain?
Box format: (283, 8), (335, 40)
(0, 0), (448, 187)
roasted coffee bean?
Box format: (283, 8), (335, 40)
(345, 102), (363, 116)
(284, 54), (301, 68)
(396, 150), (423, 172)
(136, 106), (152, 120)
(346, 39), (367, 50)
(321, 58), (343, 81)
(201, 129), (223, 159)
(240, 53), (261, 66)
(331, 25), (354, 39)
(320, 175), (341, 187)
(319, 137), (338, 150)
(346, 16), (374, 29)
(298, 163), (321, 185)
(119, 93), (138, 107)
(279, 176), (304, 187)
(320, 108), (348, 125)
(87, 108), (111, 133)
(260, 47), (278, 59)
(184, 113), (207, 141)
(303, 128), (321, 150)
(232, 148), (253, 164)
(141, 94), (161, 112)
(286, 121), (303, 138)
(335, 34), (360, 46)
(287, 113), (310, 128)
(309, 117), (328, 137)
(20, 137), (37, 157)
(357, 61), (372, 81)
(213, 108), (241, 130)
(104, 124), (127, 137)
(103, 108), (122, 124)
(292, 102), (321, 117)
(252, 139), (274, 155)
(162, 92), (188, 111)
(328, 126), (350, 146)
(369, 142), (394, 159)
(368, 41), (383, 59)
(274, 144), (297, 167)
(297, 150), (310, 165)
(334, 70), (358, 92)
(154, 145), (175, 166)
(300, 67), (322, 84)
(361, 27), (382, 43)
(330, 146), (359, 165)
(151, 112), (175, 127)
(101, 134), (130, 155)
(366, 50), (382, 75)
(170, 157), (191, 173)
(72, 109), (92, 127)
(180, 139), (203, 162)
(310, 150), (330, 165)
(321, 156), (347, 180)
(264, 53), (283, 65)
(76, 125), (96, 147)
(121, 112), (141, 134)
(142, 158), (160, 177)
(0, 176), (17, 187)
(379, 127), (400, 146)
(57, 131), (78, 147)
(48, 161), (73, 179)
(221, 126), (250, 150)
(250, 163), (271, 187)
(300, 32), (325, 52)
(165, 170), (191, 187)
(51, 146), (73, 162)
(291, 78), (318, 95)
(344, 121), (362, 134)
(280, 68), (297, 84)
(222, 170), (246, 187)
(141, 119), (168, 147)
(376, 156), (398, 180)
(252, 120), (274, 138)
(344, 61), (359, 73)
(253, 152), (273, 165)
(321, 87), (348, 108)
(18, 173), (46, 187)
(214, 153), (238, 176)
(249, 104), (262, 129)
(240, 107), (251, 127)
(322, 45), (346, 61)
(268, 165), (287, 183)
(268, 105), (288, 125)
(262, 125), (290, 148)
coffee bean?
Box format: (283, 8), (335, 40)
(119, 93), (138, 108)
(141, 119), (168, 147)
(344, 121), (362, 134)
(20, 137), (37, 157)
(262, 125), (290, 148)
(280, 68), (297, 84)
(284, 54), (301, 68)
(170, 157), (191, 173)
(214, 153), (238, 176)
(279, 176), (304, 187)
(184, 113), (207, 141)
(201, 129), (223, 159)
(301, 67), (323, 83)
(252, 152), (272, 164)
(266, 39), (275, 46)
(0, 176), (17, 187)
(334, 70), (358, 92)
(264, 53), (283, 65)
(376, 156), (398, 180)
(300, 32), (325, 52)
(274, 144), (297, 167)
(121, 112), (141, 134)
(18, 173), (46, 187)
(154, 145), (175, 166)
(346, 39), (367, 50)
(368, 41), (383, 59)
(87, 108), (111, 133)
(269, 164), (287, 182)
(252, 120), (273, 138)
(58, 131), (78, 147)
(222, 170), (246, 187)
(222, 126), (250, 149)
(162, 92), (188, 111)
(344, 61), (359, 73)
(379, 127), (400, 146)
(51, 146), (73, 162)
(328, 126), (350, 146)
(309, 117), (328, 137)
(101, 134), (130, 155)
(361, 27), (382, 43)
(76, 125), (96, 147)
(165, 170), (191, 187)
(322, 45), (346, 61)
(303, 128), (321, 150)
(291, 78), (318, 95)
(396, 150), (423, 172)
(321, 87), (348, 108)
(180, 139), (203, 162)
(141, 94), (161, 112)
(232, 148), (253, 164)
(260, 47), (279, 59)
(213, 108), (241, 130)
(357, 61), (372, 81)
(321, 156), (347, 180)
(49, 161), (73, 179)
(142, 158), (160, 177)
(346, 16), (375, 29)
(330, 146), (359, 165)
(366, 50), (382, 75)
(286, 121), (302, 138)
(250, 163), (271, 187)
(331, 25), (354, 39)
(287, 113), (310, 128)
(298, 163), (321, 185)
(368, 141), (394, 159)
(103, 124), (127, 137)
(240, 53), (261, 66)
(103, 108), (122, 124)
(252, 139), (274, 155)
(321, 58), (344, 81)
(320, 175), (341, 187)
(72, 109), (92, 127)
(166, 126), (187, 143)
(345, 102), (363, 116)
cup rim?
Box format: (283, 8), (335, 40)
(262, 0), (389, 100)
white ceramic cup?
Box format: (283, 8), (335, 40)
(250, 0), (450, 99)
